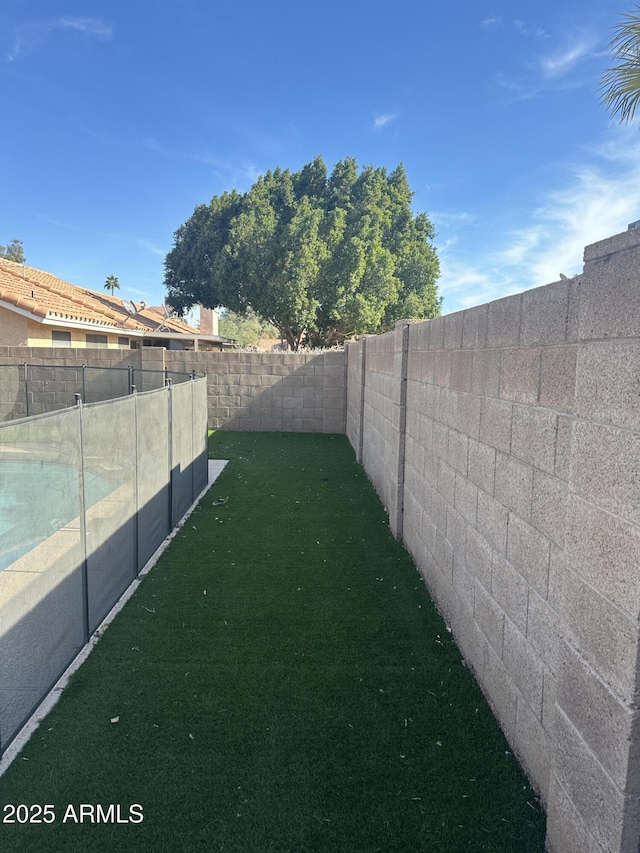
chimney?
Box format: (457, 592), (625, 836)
(199, 306), (218, 336)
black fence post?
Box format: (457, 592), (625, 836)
(23, 363), (29, 417)
(75, 394), (90, 643)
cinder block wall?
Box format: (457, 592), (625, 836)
(346, 227), (640, 853)
(4, 230), (640, 851)
(345, 336), (364, 457)
(0, 348), (143, 419)
(356, 329), (405, 535)
(0, 347), (143, 372)
(0, 348), (347, 433)
(164, 350), (346, 433)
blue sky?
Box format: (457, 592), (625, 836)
(2, 0), (639, 316)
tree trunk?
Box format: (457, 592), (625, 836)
(277, 324), (298, 351)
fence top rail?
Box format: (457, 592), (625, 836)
(0, 377), (207, 427)
(0, 366), (207, 424)
(0, 363), (204, 378)
(0, 403), (80, 430)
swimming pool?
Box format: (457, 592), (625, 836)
(0, 461), (115, 571)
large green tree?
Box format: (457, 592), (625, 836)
(164, 157), (441, 349)
(0, 238), (25, 264)
(601, 6), (640, 123)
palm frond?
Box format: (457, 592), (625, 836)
(600, 6), (640, 123)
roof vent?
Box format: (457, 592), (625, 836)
(628, 220), (640, 230)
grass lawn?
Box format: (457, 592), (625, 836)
(0, 432), (546, 852)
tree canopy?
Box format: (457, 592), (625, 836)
(164, 157), (441, 349)
(218, 308), (278, 347)
(601, 6), (640, 123)
(0, 238), (25, 264)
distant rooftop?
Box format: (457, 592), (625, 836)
(0, 257), (201, 335)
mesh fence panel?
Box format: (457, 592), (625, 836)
(0, 408), (86, 751)
(167, 371), (193, 386)
(136, 389), (171, 569)
(25, 365), (83, 415)
(0, 365), (26, 421)
(171, 381), (195, 526)
(0, 378), (209, 753)
(131, 369), (165, 393)
(192, 377), (209, 497)
(0, 365), (201, 420)
(83, 367), (130, 404)
(82, 396), (137, 633)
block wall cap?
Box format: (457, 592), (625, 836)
(393, 318), (423, 329)
(584, 227), (640, 264)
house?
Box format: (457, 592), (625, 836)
(0, 258), (235, 351)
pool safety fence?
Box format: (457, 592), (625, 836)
(0, 363), (205, 422)
(0, 376), (208, 755)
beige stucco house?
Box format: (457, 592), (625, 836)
(0, 258), (232, 351)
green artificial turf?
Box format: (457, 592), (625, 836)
(0, 432), (546, 852)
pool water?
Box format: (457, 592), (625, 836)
(0, 461), (115, 571)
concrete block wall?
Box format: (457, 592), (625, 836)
(346, 227), (640, 853)
(353, 328), (405, 535)
(0, 347), (143, 368)
(345, 336), (365, 458)
(164, 350), (346, 433)
(3, 230), (640, 851)
(0, 347), (143, 419)
(345, 323), (416, 537)
(0, 347), (347, 433)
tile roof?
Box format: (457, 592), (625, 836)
(0, 258), (200, 335)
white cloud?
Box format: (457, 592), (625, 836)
(512, 20), (549, 39)
(482, 17), (547, 38)
(438, 255), (521, 310)
(513, 20), (548, 39)
(143, 137), (170, 156)
(58, 18), (112, 37)
(490, 20), (601, 103)
(494, 227), (544, 267)
(193, 152), (261, 185)
(495, 72), (540, 101)
(6, 17), (113, 61)
(505, 129), (640, 282)
(131, 238), (166, 258)
(374, 113), (397, 129)
(432, 210), (477, 232)
(36, 213), (168, 260)
(437, 127), (640, 312)
(143, 137), (260, 188)
(494, 29), (600, 103)
(528, 152), (640, 283)
(540, 38), (595, 78)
